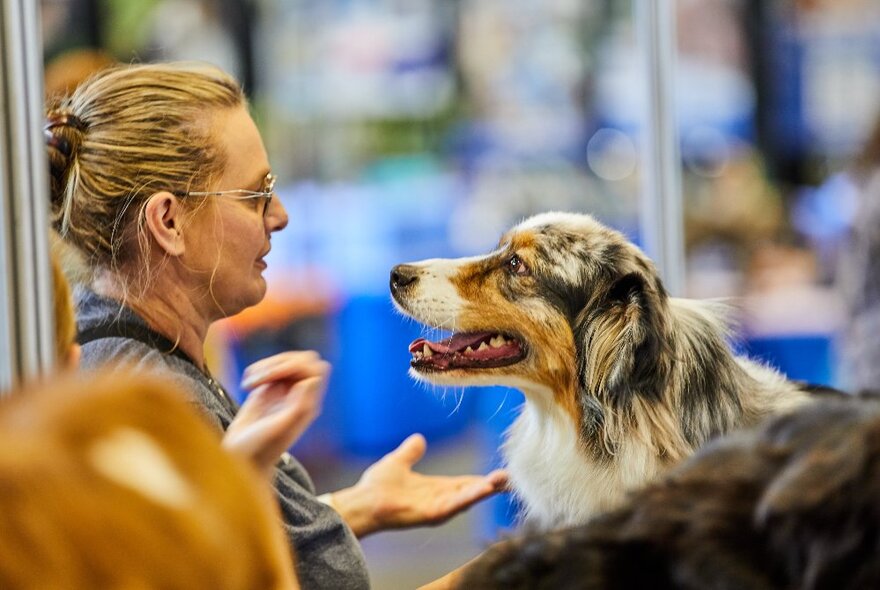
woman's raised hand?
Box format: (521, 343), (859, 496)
(223, 351), (330, 478)
(329, 434), (509, 537)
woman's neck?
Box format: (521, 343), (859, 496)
(92, 270), (211, 370)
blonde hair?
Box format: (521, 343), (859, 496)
(45, 62), (245, 277)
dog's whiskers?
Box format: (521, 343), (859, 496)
(447, 387), (466, 418)
(487, 389), (512, 422)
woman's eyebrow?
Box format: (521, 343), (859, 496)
(245, 169), (271, 190)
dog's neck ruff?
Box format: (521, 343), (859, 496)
(504, 396), (666, 529)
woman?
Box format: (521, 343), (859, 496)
(29, 232), (302, 589)
(46, 62), (506, 589)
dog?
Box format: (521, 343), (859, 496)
(458, 394), (879, 590)
(390, 211), (813, 530)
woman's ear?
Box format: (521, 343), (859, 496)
(143, 192), (186, 256)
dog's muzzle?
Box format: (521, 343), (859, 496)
(390, 264), (419, 296)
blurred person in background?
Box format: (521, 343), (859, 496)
(839, 112), (880, 392)
(46, 61), (506, 590)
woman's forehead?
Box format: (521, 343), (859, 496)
(212, 106), (270, 187)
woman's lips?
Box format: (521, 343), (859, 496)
(256, 246), (270, 268)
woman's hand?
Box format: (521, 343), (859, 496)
(328, 434), (509, 538)
(222, 351), (330, 478)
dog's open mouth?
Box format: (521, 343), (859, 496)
(408, 332), (525, 371)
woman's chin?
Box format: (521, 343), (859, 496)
(215, 280), (267, 318)
(246, 277), (268, 307)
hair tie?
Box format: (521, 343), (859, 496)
(44, 130), (72, 157)
(44, 112), (87, 132)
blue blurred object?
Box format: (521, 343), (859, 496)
(331, 295), (474, 457)
(743, 333), (837, 388)
(473, 386), (525, 539)
(766, 17), (880, 158)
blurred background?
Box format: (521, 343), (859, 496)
(41, 0), (880, 586)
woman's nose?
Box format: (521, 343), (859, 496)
(265, 195), (288, 232)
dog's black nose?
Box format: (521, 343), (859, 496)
(390, 264), (419, 292)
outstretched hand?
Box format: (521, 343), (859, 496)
(330, 434), (509, 538)
(222, 351), (330, 478)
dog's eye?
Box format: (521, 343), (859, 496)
(507, 254), (530, 276)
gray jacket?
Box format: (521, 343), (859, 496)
(76, 288), (370, 590)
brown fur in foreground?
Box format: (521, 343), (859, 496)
(0, 372), (297, 589)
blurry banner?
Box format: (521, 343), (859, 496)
(0, 0), (55, 391)
(262, 0), (455, 121)
(767, 9), (880, 160)
(456, 0), (589, 162)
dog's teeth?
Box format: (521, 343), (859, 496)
(465, 346), (474, 354)
(490, 335), (506, 348)
(478, 342), (490, 351)
(423, 344), (433, 358)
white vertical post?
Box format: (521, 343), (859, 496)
(636, 0), (685, 296)
(0, 0), (55, 393)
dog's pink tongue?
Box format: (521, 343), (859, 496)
(408, 332), (494, 354)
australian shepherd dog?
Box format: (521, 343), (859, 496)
(390, 211), (812, 530)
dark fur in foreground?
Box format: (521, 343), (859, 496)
(460, 395), (880, 590)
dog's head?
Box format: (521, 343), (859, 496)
(390, 212), (671, 414)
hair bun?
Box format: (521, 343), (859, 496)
(44, 112), (86, 159)
(45, 109), (87, 218)
(45, 111), (88, 132)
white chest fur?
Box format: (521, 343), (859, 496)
(503, 402), (664, 530)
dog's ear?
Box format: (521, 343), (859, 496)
(577, 272), (668, 405)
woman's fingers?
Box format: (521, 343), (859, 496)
(243, 376), (326, 434)
(244, 350), (320, 375)
(241, 350), (320, 382)
(485, 469), (509, 490)
(276, 377), (325, 436)
(224, 376), (327, 476)
(274, 377), (325, 425)
(424, 472), (510, 525)
(241, 359), (328, 391)
(386, 433), (427, 467)
(241, 351), (330, 390)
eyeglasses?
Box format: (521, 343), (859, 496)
(174, 172), (276, 217)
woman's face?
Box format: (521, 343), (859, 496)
(183, 105), (288, 319)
